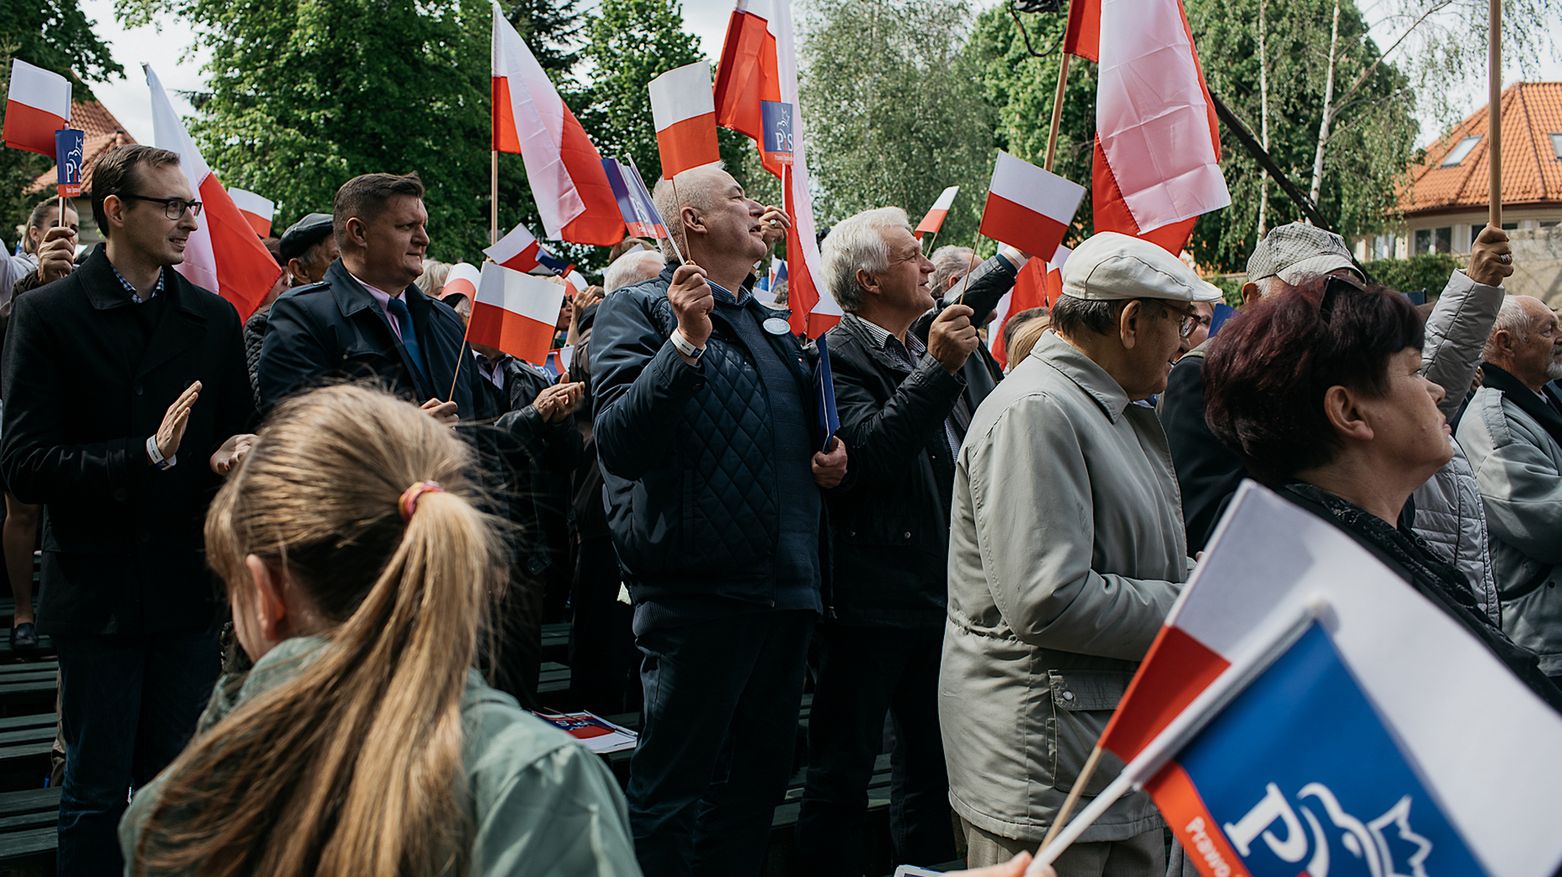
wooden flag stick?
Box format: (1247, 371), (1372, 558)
(1039, 745), (1104, 849)
(1045, 51), (1072, 173)
(628, 154), (687, 264)
(1487, 0), (1502, 228)
(490, 150), (500, 244)
(448, 338), (469, 403)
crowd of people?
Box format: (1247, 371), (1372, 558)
(0, 142), (1558, 877)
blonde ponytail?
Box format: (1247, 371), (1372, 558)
(135, 385), (505, 877)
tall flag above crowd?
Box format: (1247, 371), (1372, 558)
(491, 6), (624, 246)
(1063, 0), (1229, 254)
(228, 188), (274, 237)
(715, 0), (839, 337)
(1034, 484), (1562, 876)
(3, 59), (71, 157)
(146, 65), (280, 320)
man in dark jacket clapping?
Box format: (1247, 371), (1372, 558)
(590, 164), (846, 876)
(797, 206), (1022, 875)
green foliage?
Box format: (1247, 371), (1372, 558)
(968, 0), (1417, 273)
(796, 0), (995, 245)
(1364, 252), (1460, 296)
(0, 0), (124, 239)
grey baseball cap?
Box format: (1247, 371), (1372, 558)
(1246, 223), (1363, 285)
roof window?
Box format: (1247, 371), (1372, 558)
(1441, 136), (1481, 167)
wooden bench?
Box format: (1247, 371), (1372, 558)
(0, 786), (59, 868)
(0, 714), (54, 793)
(764, 753), (896, 876)
(541, 622), (570, 664)
(0, 663), (56, 716)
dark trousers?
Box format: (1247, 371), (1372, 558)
(569, 534), (640, 715)
(627, 609), (813, 877)
(795, 624), (955, 875)
(55, 630), (219, 876)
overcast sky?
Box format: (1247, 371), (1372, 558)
(80, 0), (1562, 152)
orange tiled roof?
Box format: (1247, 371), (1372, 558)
(27, 100), (137, 195)
(1399, 82), (1562, 216)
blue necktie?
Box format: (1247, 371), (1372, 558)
(385, 297), (431, 388)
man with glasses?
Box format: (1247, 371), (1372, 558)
(939, 232), (1218, 874)
(0, 144), (255, 875)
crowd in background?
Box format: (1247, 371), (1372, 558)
(0, 143), (1559, 877)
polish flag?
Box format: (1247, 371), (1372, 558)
(146, 65), (280, 320)
(485, 221), (568, 275)
(492, 8), (624, 246)
(442, 262), (480, 300)
(3, 59), (71, 157)
(979, 151), (1084, 262)
(913, 186), (959, 239)
(469, 262), (565, 365)
(228, 188), (274, 237)
(649, 62), (720, 179)
(564, 269), (589, 295)
(991, 245), (1068, 369)
(714, 0), (837, 337)
(1065, 0), (1229, 254)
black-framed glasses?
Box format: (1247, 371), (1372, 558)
(119, 194), (203, 220)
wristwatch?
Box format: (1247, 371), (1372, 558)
(146, 435), (177, 471)
(670, 329), (705, 362)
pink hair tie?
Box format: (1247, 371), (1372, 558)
(398, 481), (444, 523)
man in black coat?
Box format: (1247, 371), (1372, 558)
(255, 172), (491, 422)
(797, 206), (1021, 874)
(0, 145), (255, 875)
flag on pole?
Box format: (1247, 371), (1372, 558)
(990, 246), (1067, 369)
(470, 262), (566, 365)
(1064, 0), (1230, 254)
(1070, 482), (1562, 877)
(914, 186), (959, 239)
(601, 158), (668, 239)
(146, 65), (280, 320)
(485, 221), (568, 275)
(649, 62), (720, 179)
(714, 0), (837, 336)
(492, 7), (624, 246)
(228, 188), (274, 237)
(978, 151), (1084, 261)
(54, 129), (85, 198)
(3, 60), (71, 157)
(443, 262), (480, 300)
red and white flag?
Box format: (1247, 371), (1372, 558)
(492, 7), (624, 246)
(714, 0), (838, 337)
(484, 221), (568, 275)
(649, 62), (720, 179)
(146, 65), (280, 320)
(442, 262), (480, 300)
(991, 245), (1068, 369)
(979, 151), (1084, 261)
(1065, 0), (1229, 254)
(469, 262), (565, 365)
(3, 59), (71, 157)
(564, 269), (589, 295)
(228, 188), (274, 237)
(913, 186), (958, 239)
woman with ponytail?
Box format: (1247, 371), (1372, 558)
(118, 384), (640, 876)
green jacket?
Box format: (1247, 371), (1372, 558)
(119, 637), (642, 876)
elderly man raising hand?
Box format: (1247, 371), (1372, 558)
(942, 232), (1220, 874)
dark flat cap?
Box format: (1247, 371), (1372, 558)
(278, 212), (334, 261)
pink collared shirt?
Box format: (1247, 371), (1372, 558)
(349, 272), (405, 342)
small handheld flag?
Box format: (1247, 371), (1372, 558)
(485, 222), (568, 276)
(228, 188), (275, 237)
(914, 186), (959, 239)
(470, 262), (567, 365)
(54, 129), (84, 198)
(979, 151), (1084, 261)
(760, 100), (794, 167)
(816, 332), (840, 452)
(602, 157), (669, 241)
(648, 62), (720, 179)
(442, 262), (480, 300)
(3, 59), (70, 157)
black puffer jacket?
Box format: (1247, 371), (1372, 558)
(591, 264), (828, 609)
(823, 254), (1017, 627)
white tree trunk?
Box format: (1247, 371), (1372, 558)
(1307, 0), (1341, 211)
(1257, 0), (1270, 236)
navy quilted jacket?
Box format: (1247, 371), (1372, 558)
(590, 264), (830, 609)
